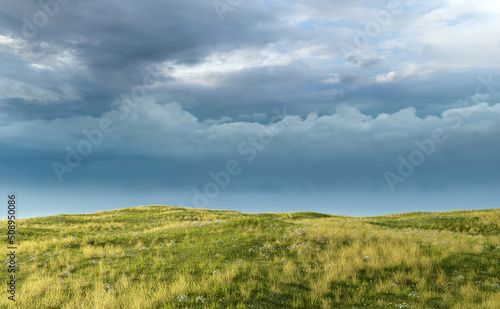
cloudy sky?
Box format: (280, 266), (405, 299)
(1, 0), (499, 218)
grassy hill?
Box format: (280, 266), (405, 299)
(2, 207), (500, 308)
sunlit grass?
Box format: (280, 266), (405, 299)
(1, 206), (499, 308)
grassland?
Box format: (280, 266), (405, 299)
(2, 206), (500, 308)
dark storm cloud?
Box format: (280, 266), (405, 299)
(340, 73), (361, 87)
(2, 0), (498, 121)
(13, 0), (278, 74)
(1, 0), (287, 118)
(347, 54), (386, 69)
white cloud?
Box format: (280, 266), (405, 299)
(165, 42), (332, 87)
(376, 71), (398, 83)
(30, 63), (54, 71)
(375, 63), (420, 83)
(395, 0), (500, 70)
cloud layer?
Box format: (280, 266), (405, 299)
(2, 97), (499, 194)
(1, 0), (499, 120)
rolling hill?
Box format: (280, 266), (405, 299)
(2, 206), (500, 308)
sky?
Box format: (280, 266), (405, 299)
(1, 0), (499, 218)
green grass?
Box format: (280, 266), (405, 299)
(2, 206), (499, 308)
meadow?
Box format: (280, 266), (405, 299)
(2, 206), (499, 308)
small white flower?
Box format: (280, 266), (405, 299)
(195, 296), (206, 303)
(104, 283), (114, 292)
(177, 294), (188, 302)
